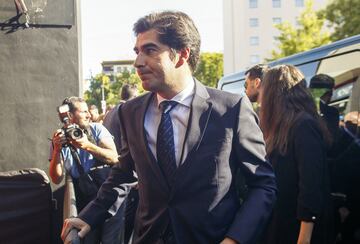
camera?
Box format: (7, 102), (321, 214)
(57, 104), (84, 141)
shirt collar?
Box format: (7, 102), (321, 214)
(156, 77), (195, 108)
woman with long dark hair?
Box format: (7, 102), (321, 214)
(260, 65), (333, 244)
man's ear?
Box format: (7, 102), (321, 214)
(175, 47), (190, 68)
(254, 78), (262, 88)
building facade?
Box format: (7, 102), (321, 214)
(223, 0), (328, 75)
(101, 60), (134, 80)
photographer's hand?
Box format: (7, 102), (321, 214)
(70, 133), (92, 150)
(49, 129), (67, 184)
(70, 133), (118, 165)
(52, 129), (67, 150)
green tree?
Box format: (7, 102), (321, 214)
(84, 70), (142, 112)
(107, 70), (142, 105)
(269, 0), (331, 60)
(320, 0), (360, 41)
(84, 74), (111, 112)
(194, 52), (223, 88)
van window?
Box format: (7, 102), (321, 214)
(297, 61), (319, 85)
(317, 50), (360, 116)
(221, 80), (246, 96)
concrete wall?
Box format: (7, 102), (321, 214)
(0, 0), (81, 173)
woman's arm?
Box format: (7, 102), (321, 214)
(297, 221), (314, 244)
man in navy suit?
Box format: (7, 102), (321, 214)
(62, 10), (276, 244)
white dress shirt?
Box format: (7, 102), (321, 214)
(144, 78), (195, 166)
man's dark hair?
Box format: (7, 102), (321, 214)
(133, 10), (201, 72)
(310, 73), (335, 89)
(121, 84), (138, 101)
(62, 97), (85, 113)
(245, 64), (268, 80)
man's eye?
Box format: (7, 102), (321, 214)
(145, 48), (156, 55)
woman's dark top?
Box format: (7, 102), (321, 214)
(263, 113), (334, 244)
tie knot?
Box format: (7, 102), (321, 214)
(159, 100), (178, 114)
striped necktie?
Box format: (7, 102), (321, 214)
(156, 100), (178, 186)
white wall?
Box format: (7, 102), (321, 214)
(223, 0), (329, 75)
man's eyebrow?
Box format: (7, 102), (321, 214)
(143, 43), (159, 49)
(134, 42), (159, 52)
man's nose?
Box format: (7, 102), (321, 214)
(134, 53), (145, 68)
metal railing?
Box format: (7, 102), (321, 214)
(63, 175), (81, 244)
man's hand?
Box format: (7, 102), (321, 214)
(61, 218), (91, 244)
(70, 133), (92, 150)
(220, 237), (238, 244)
(52, 129), (67, 150)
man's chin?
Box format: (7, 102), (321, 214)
(141, 80), (152, 92)
(79, 122), (90, 129)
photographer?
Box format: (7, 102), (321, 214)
(49, 96), (122, 244)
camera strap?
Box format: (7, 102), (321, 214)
(84, 127), (97, 145)
(68, 145), (86, 176)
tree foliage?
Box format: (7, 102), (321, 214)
(320, 0), (360, 41)
(84, 70), (142, 113)
(269, 0), (331, 60)
(194, 52), (223, 88)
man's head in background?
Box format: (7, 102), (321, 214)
(310, 74), (335, 104)
(88, 104), (100, 122)
(62, 97), (91, 129)
(120, 83), (138, 102)
(245, 64), (268, 103)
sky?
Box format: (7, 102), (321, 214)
(80, 0), (223, 79)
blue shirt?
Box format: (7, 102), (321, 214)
(50, 123), (113, 178)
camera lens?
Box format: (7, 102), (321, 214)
(73, 130), (81, 137)
(70, 128), (83, 140)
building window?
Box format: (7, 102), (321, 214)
(103, 66), (113, 72)
(295, 17), (301, 26)
(273, 17), (282, 25)
(249, 18), (259, 27)
(250, 55), (260, 64)
(272, 0), (281, 8)
(295, 0), (304, 7)
(250, 36), (259, 46)
(249, 0), (257, 8)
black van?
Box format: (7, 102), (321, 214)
(218, 34), (360, 118)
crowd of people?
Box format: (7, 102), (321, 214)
(48, 10), (359, 244)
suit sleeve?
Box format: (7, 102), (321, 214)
(226, 96), (277, 243)
(78, 107), (137, 229)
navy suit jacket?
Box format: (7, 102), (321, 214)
(79, 80), (276, 244)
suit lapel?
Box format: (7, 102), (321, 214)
(174, 80), (212, 181)
(135, 92), (170, 192)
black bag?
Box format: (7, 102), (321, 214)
(68, 145), (101, 210)
(0, 168), (52, 244)
(77, 173), (99, 199)
(72, 172), (100, 211)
